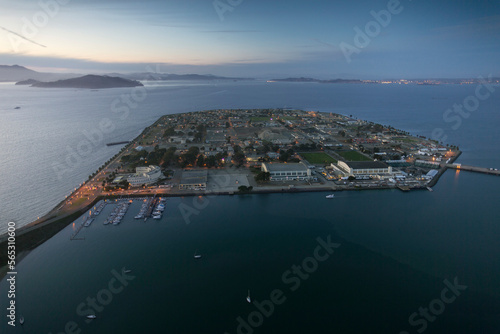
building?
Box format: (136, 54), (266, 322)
(261, 162), (311, 181)
(179, 170), (208, 190)
(336, 161), (392, 176)
(127, 165), (163, 186)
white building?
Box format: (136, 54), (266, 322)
(261, 162), (311, 181)
(336, 161), (392, 176)
(127, 165), (163, 187)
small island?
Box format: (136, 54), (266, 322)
(17, 74), (143, 89)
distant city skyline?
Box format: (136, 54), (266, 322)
(0, 0), (499, 79)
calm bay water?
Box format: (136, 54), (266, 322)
(1, 81), (500, 333)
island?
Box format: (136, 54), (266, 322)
(18, 75), (143, 89)
(8, 107), (500, 278)
(15, 79), (41, 85)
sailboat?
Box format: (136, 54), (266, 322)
(246, 290), (251, 303)
(194, 250), (202, 259)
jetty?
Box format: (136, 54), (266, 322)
(106, 141), (130, 146)
(445, 164), (500, 176)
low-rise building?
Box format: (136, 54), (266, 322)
(336, 161), (392, 176)
(261, 162), (311, 181)
(179, 170), (208, 190)
(127, 165), (163, 186)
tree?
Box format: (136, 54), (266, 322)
(255, 171), (270, 182)
(206, 155), (217, 168)
(163, 127), (176, 137)
(238, 185), (253, 193)
(233, 151), (246, 166)
(197, 155), (205, 167)
(187, 146), (200, 156)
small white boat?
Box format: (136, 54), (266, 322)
(246, 290), (251, 303)
(326, 194), (335, 199)
(134, 215), (143, 219)
(122, 268), (132, 274)
(86, 314), (96, 319)
(19, 316), (24, 325)
(153, 215), (162, 219)
(194, 250), (202, 259)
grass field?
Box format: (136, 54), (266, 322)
(338, 150), (372, 161)
(301, 152), (337, 164)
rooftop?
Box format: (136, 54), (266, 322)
(262, 162), (309, 172)
(344, 161), (389, 169)
(180, 170), (208, 185)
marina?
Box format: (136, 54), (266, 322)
(103, 200), (131, 226)
(95, 197), (168, 226)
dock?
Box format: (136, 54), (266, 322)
(445, 164), (500, 176)
(70, 215), (89, 240)
(397, 185), (410, 192)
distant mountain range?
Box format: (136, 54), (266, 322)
(0, 65), (253, 85)
(270, 77), (364, 84)
(114, 72), (253, 81)
(0, 65), (77, 82)
(16, 75), (143, 89)
(1, 65), (498, 87)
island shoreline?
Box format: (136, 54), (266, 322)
(0, 108), (465, 278)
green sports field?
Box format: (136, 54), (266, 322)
(301, 152), (337, 164)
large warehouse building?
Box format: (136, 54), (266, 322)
(336, 161), (392, 176)
(179, 170), (208, 190)
(261, 162), (312, 181)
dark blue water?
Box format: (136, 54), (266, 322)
(1, 82), (500, 333)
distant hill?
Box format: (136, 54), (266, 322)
(270, 77), (318, 82)
(270, 77), (363, 84)
(29, 75), (143, 89)
(116, 72), (253, 81)
(15, 79), (41, 85)
(0, 65), (79, 82)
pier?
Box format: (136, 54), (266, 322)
(70, 215), (88, 240)
(445, 164), (500, 176)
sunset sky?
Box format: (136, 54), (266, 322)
(0, 0), (499, 78)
